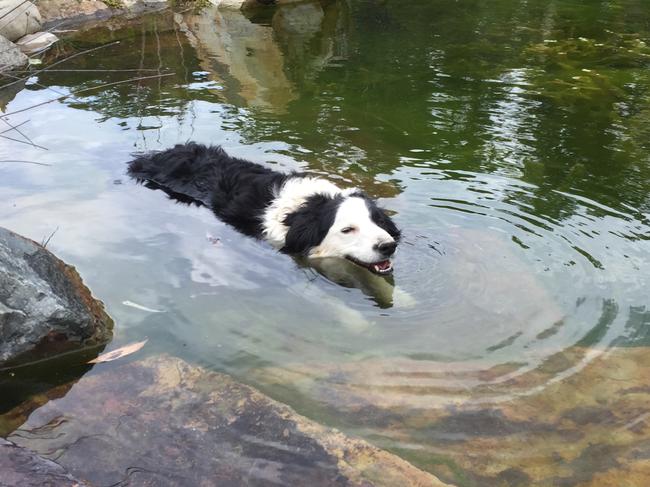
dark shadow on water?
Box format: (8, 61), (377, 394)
(0, 344), (106, 436)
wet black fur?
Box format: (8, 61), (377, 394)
(128, 142), (400, 254)
(129, 143), (287, 238)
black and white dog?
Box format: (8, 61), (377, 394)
(128, 143), (400, 274)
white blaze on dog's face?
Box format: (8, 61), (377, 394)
(310, 196), (397, 274)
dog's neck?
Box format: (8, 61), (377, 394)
(262, 176), (355, 248)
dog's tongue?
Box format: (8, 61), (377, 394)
(372, 260), (391, 272)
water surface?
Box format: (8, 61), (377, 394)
(1, 1), (650, 485)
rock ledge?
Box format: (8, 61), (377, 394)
(8, 354), (452, 486)
(0, 227), (113, 367)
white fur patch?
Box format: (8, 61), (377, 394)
(310, 197), (394, 262)
(262, 177), (350, 248)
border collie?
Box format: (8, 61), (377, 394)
(128, 143), (400, 274)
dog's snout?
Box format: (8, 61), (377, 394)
(375, 240), (397, 256)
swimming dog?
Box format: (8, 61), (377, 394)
(128, 143), (400, 274)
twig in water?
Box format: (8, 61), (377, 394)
(0, 119), (29, 135)
(0, 159), (51, 166)
(1, 71), (66, 96)
(41, 226), (59, 248)
(136, 21), (148, 151)
(0, 116), (40, 148)
(154, 18), (163, 144)
(2, 72), (175, 118)
(0, 41), (121, 90)
(0, 134), (48, 150)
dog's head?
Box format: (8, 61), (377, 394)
(282, 191), (400, 275)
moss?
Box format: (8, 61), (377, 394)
(526, 33), (650, 70)
(169, 0), (212, 11)
(523, 32), (650, 105)
(102, 0), (124, 9)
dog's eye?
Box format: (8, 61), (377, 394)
(341, 226), (356, 234)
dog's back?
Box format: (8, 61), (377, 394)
(128, 143), (288, 236)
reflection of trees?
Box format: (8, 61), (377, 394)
(11, 1), (650, 217)
(24, 12), (211, 120)
(179, 0), (349, 113)
(242, 0), (650, 216)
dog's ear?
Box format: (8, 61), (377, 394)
(282, 194), (341, 255)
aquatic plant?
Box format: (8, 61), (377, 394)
(525, 32), (650, 104)
(102, 0), (125, 9)
(527, 33), (650, 69)
(169, 0), (212, 11)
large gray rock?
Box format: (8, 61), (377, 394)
(0, 227), (113, 366)
(121, 0), (167, 10)
(38, 0), (168, 28)
(37, 0), (111, 26)
(0, 0), (41, 42)
(0, 439), (90, 487)
(7, 354), (451, 486)
(0, 35), (27, 71)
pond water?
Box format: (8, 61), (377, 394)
(1, 1), (650, 485)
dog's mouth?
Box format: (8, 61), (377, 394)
(346, 256), (394, 275)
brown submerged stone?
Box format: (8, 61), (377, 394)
(6, 355), (451, 486)
(0, 439), (90, 487)
(250, 346), (650, 486)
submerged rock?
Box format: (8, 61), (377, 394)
(15, 32), (59, 54)
(0, 439), (90, 487)
(251, 345), (650, 486)
(0, 35), (28, 71)
(0, 0), (42, 42)
(0, 227), (113, 367)
(6, 354), (451, 486)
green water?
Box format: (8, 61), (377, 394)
(1, 1), (650, 485)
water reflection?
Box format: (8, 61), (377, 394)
(2, 1), (650, 485)
(0, 346), (106, 436)
(180, 0), (349, 113)
(295, 256), (409, 309)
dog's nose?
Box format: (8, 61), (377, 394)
(375, 240), (397, 257)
